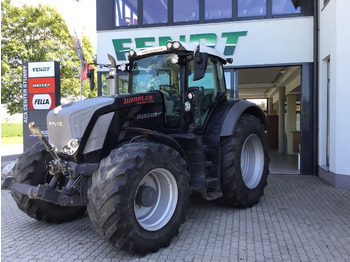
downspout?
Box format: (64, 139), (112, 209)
(313, 0), (319, 176)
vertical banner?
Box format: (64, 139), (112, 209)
(22, 61), (60, 151)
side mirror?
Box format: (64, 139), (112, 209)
(193, 46), (208, 81)
(87, 68), (95, 91)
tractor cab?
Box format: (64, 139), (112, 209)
(100, 41), (231, 133)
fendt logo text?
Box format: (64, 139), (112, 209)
(32, 67), (50, 72)
(112, 31), (248, 61)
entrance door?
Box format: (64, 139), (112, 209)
(225, 66), (302, 174)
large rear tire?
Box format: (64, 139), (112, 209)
(11, 142), (86, 223)
(219, 114), (269, 207)
(87, 142), (190, 254)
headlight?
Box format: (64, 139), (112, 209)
(68, 138), (80, 149)
(166, 41), (182, 51)
(184, 101), (191, 112)
(62, 138), (80, 155)
(166, 42), (173, 50)
(173, 41), (181, 49)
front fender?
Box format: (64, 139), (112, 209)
(125, 127), (188, 164)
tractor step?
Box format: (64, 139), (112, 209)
(201, 190), (223, 201)
(205, 176), (219, 187)
(202, 176), (222, 200)
(205, 161), (212, 167)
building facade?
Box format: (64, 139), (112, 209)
(95, 0), (350, 189)
(317, 0), (350, 189)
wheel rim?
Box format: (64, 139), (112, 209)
(240, 134), (264, 189)
(134, 168), (178, 231)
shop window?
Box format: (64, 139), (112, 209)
(143, 0), (168, 24)
(238, 0), (266, 18)
(272, 0), (300, 15)
(115, 0), (138, 26)
(174, 0), (199, 22)
(205, 0), (232, 20)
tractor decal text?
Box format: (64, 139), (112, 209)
(124, 95), (154, 105)
(136, 112), (162, 120)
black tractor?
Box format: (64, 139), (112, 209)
(9, 41), (269, 254)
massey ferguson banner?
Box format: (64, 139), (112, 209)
(22, 61), (60, 150)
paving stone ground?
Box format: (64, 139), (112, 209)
(2, 174), (350, 262)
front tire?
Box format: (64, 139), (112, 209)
(11, 142), (86, 223)
(87, 142), (190, 254)
(219, 114), (269, 207)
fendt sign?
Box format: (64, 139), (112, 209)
(22, 61), (60, 150)
(97, 18), (314, 67)
(112, 31), (248, 61)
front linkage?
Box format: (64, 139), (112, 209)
(9, 122), (97, 207)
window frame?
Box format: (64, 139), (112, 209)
(115, 0), (139, 27)
(111, 0), (310, 30)
(204, 0), (233, 22)
(142, 0), (169, 26)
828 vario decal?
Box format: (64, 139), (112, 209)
(136, 112), (162, 120)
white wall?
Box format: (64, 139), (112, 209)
(318, 0), (350, 176)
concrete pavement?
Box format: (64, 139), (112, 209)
(2, 174), (350, 261)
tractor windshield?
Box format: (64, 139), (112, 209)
(131, 54), (180, 97)
(131, 54), (182, 128)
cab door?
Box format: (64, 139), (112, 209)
(187, 56), (226, 129)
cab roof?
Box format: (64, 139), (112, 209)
(127, 41), (230, 64)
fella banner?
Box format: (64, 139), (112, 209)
(22, 61), (60, 151)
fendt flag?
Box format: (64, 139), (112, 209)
(71, 34), (93, 82)
(71, 34), (86, 71)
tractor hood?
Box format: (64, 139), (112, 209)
(47, 97), (115, 154)
(46, 93), (165, 157)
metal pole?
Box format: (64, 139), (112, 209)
(80, 66), (82, 100)
(233, 70), (239, 99)
(278, 86), (285, 154)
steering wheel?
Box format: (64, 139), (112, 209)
(188, 86), (204, 95)
(159, 85), (179, 99)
